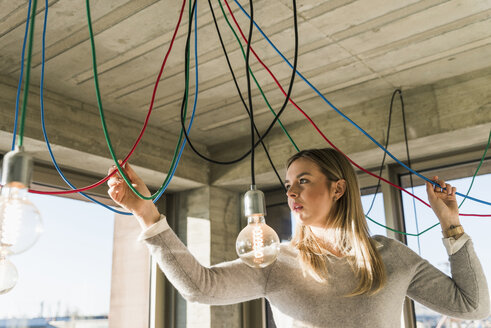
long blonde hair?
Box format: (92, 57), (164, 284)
(288, 148), (386, 296)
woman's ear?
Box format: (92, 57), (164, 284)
(333, 179), (346, 200)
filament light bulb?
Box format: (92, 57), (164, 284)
(0, 184), (43, 255)
(0, 147), (43, 256)
(236, 215), (280, 268)
(236, 187), (280, 268)
(0, 255), (18, 294)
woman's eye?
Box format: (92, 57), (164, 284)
(285, 184), (291, 190)
(299, 178), (308, 184)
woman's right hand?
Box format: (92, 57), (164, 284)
(107, 162), (161, 227)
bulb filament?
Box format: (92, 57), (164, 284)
(252, 224), (264, 263)
(1, 199), (22, 247)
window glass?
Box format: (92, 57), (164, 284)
(402, 173), (491, 326)
(361, 192), (387, 237)
(289, 193), (387, 237)
(0, 193), (114, 326)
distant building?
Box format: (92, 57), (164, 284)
(0, 317), (56, 328)
(0, 316), (108, 328)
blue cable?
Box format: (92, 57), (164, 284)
(39, 0), (127, 214)
(38, 0), (198, 214)
(411, 184), (421, 254)
(11, 0), (33, 151)
(233, 0), (491, 207)
(153, 0), (199, 202)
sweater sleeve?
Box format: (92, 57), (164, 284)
(143, 227), (272, 305)
(406, 236), (490, 320)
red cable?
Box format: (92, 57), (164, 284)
(29, 0), (188, 195)
(26, 0), (490, 218)
(222, 0), (490, 218)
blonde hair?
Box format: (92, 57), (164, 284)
(288, 148), (386, 296)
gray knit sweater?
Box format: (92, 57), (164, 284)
(141, 216), (490, 328)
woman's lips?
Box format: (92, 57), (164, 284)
(292, 203), (303, 212)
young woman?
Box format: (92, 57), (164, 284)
(107, 148), (489, 327)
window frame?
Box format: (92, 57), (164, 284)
(391, 148), (491, 328)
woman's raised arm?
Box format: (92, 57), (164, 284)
(404, 177), (490, 319)
(107, 162), (271, 305)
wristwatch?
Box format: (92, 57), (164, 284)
(443, 225), (464, 238)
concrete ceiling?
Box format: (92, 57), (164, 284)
(1, 0), (490, 192)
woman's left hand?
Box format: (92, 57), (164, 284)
(425, 176), (460, 230)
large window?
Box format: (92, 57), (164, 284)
(0, 193), (114, 327)
(401, 170), (491, 327)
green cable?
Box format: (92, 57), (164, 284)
(217, 0), (299, 152)
(218, 0), (488, 236)
(86, 0), (190, 200)
(366, 215), (439, 237)
(458, 129), (491, 208)
(17, 0), (38, 148)
(366, 129), (491, 236)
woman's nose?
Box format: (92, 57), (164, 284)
(286, 186), (298, 198)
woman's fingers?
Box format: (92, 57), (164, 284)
(123, 162), (137, 179)
(106, 161), (151, 201)
(445, 183), (452, 195)
(108, 185), (122, 203)
(426, 176), (455, 200)
(429, 176), (448, 193)
(427, 176), (457, 200)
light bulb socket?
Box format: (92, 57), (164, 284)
(1, 147), (33, 188)
(244, 185), (266, 217)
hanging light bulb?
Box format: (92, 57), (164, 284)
(0, 254), (18, 295)
(236, 186), (280, 268)
(0, 147), (43, 256)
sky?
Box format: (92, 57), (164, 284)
(0, 193), (114, 319)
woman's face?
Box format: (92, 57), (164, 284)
(285, 157), (336, 228)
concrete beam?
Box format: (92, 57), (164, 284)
(0, 75), (209, 191)
(209, 68), (491, 191)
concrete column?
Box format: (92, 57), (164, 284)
(175, 186), (242, 328)
(108, 213), (151, 328)
(155, 186), (242, 328)
(208, 187), (242, 328)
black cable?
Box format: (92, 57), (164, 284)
(247, 0), (255, 186)
(180, 0), (299, 165)
(400, 91), (413, 178)
(366, 89), (400, 213)
(400, 90), (421, 253)
(179, 0), (197, 126)
(206, 0), (285, 190)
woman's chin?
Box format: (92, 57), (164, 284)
(296, 215), (310, 225)
(292, 212), (318, 226)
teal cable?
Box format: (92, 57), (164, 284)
(367, 129), (491, 236)
(11, 0), (33, 150)
(217, 0), (299, 152)
(17, 0), (38, 147)
(231, 0), (491, 207)
(85, 0), (191, 200)
(458, 130), (491, 208)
